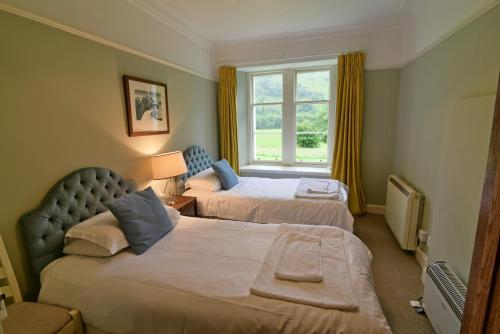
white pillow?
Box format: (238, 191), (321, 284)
(63, 239), (119, 257)
(63, 205), (181, 257)
(64, 211), (128, 256)
(185, 168), (222, 192)
(164, 205), (181, 226)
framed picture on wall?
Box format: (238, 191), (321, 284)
(123, 75), (170, 136)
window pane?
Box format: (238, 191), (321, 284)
(296, 70), (330, 102)
(296, 103), (328, 163)
(253, 74), (283, 103)
(254, 105), (282, 161)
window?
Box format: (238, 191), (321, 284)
(295, 70), (330, 163)
(249, 66), (335, 166)
(252, 74), (283, 161)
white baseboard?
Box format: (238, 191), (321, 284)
(415, 246), (428, 268)
(415, 246), (428, 285)
(366, 204), (385, 215)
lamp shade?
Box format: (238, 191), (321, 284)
(151, 151), (188, 180)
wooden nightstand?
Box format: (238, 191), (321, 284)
(169, 195), (197, 217)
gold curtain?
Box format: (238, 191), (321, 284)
(332, 52), (366, 216)
(218, 66), (239, 173)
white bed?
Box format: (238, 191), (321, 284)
(181, 146), (354, 232)
(39, 216), (390, 334)
(184, 176), (354, 232)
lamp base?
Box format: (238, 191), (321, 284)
(161, 177), (179, 205)
(161, 193), (177, 206)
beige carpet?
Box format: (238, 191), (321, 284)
(354, 214), (434, 334)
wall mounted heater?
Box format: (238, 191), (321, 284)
(385, 175), (423, 250)
(424, 262), (467, 334)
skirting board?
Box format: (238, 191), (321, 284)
(366, 204), (385, 215)
(415, 246), (428, 285)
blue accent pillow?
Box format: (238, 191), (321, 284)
(106, 187), (173, 255)
(211, 159), (239, 190)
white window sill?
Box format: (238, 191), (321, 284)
(240, 165), (331, 178)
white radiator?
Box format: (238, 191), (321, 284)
(385, 175), (423, 250)
(424, 262), (466, 334)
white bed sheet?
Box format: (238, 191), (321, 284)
(39, 217), (390, 334)
(183, 177), (354, 232)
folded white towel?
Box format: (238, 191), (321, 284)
(307, 189), (331, 194)
(274, 231), (323, 282)
(250, 224), (358, 310)
(295, 178), (343, 200)
(305, 180), (331, 194)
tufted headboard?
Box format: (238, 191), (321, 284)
(181, 146), (214, 182)
(21, 167), (136, 277)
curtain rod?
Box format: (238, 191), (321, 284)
(218, 50), (366, 68)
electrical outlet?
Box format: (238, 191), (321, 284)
(418, 229), (428, 242)
(410, 300), (422, 308)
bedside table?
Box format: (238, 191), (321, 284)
(169, 195), (197, 217)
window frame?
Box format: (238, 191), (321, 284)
(248, 65), (336, 167)
(248, 70), (285, 163)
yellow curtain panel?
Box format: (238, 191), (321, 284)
(332, 52), (366, 216)
(218, 66), (239, 173)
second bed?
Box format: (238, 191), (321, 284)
(182, 146), (354, 232)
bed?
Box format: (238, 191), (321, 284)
(182, 146), (354, 232)
(22, 167), (390, 334)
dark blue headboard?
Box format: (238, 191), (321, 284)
(21, 167), (136, 277)
(181, 146), (214, 182)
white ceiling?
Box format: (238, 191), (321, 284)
(1, 0), (497, 79)
(132, 0), (409, 44)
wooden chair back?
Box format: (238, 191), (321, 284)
(0, 235), (22, 304)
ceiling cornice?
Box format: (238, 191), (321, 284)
(126, 0), (213, 50)
(0, 2), (216, 81)
(401, 0), (500, 67)
(3, 0), (498, 77)
(214, 18), (403, 71)
(215, 19), (401, 49)
(217, 0), (500, 71)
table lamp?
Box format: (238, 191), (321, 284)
(151, 151), (188, 204)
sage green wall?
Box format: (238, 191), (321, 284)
(362, 70), (400, 205)
(0, 10), (218, 296)
(237, 71), (249, 166)
(394, 6), (500, 282)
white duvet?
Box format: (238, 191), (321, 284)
(39, 217), (390, 334)
(184, 177), (354, 232)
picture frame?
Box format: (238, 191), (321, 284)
(123, 75), (170, 136)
